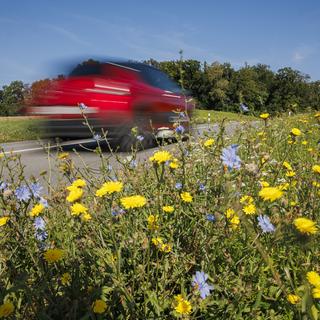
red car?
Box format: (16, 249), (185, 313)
(27, 60), (194, 151)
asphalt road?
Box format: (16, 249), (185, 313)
(0, 122), (252, 181)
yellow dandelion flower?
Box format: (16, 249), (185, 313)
(290, 201), (297, 207)
(291, 128), (301, 136)
(315, 112), (320, 118)
(312, 287), (320, 299)
(240, 195), (254, 204)
(279, 183), (290, 191)
(283, 161), (293, 171)
(294, 218), (318, 235)
(287, 294), (300, 304)
(58, 152), (69, 159)
(120, 195), (147, 209)
(44, 248), (64, 263)
(307, 271), (320, 287)
(180, 192), (193, 202)
(71, 179), (86, 188)
(225, 208), (235, 219)
(29, 203), (45, 217)
(149, 150), (172, 164)
(92, 299), (107, 314)
(66, 188), (83, 203)
(169, 159), (179, 169)
(162, 205), (174, 213)
(160, 243), (172, 253)
(259, 187), (283, 202)
(81, 213), (92, 221)
(61, 272), (71, 286)
(230, 215), (240, 229)
(312, 165), (320, 174)
(286, 171), (296, 177)
(70, 203), (88, 216)
(174, 295), (192, 315)
(95, 181), (123, 197)
(243, 203), (256, 215)
(151, 237), (163, 246)
(302, 140), (308, 145)
(147, 215), (159, 231)
(259, 181), (270, 188)
(0, 301), (14, 317)
(204, 138), (215, 147)
(260, 113), (270, 119)
(0, 217), (10, 227)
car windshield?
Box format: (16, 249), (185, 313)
(69, 61), (102, 77)
(116, 62), (182, 94)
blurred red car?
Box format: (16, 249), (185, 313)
(26, 60), (194, 151)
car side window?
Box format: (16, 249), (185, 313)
(141, 68), (182, 94)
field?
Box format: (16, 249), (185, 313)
(0, 112), (320, 319)
(0, 117), (41, 143)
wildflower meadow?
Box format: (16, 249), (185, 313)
(1, 112), (320, 319)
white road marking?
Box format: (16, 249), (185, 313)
(2, 138), (101, 155)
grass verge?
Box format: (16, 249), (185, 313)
(0, 117), (41, 143)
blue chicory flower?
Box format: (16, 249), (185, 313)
(257, 215), (275, 233)
(192, 271), (214, 299)
(179, 112), (187, 119)
(34, 217), (48, 242)
(15, 185), (31, 201)
(206, 214), (215, 222)
(0, 182), (7, 191)
(137, 135), (144, 142)
(30, 182), (43, 198)
(175, 125), (185, 135)
(93, 134), (101, 141)
(129, 160), (137, 169)
(79, 103), (88, 110)
(240, 103), (249, 112)
(221, 145), (241, 170)
(39, 197), (48, 208)
(175, 182), (183, 190)
(112, 208), (125, 217)
(199, 183), (206, 191)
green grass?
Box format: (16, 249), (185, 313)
(0, 117), (42, 143)
(193, 109), (256, 123)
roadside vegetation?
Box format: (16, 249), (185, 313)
(0, 111), (320, 318)
(0, 117), (41, 143)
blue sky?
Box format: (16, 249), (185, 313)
(1, 0), (320, 86)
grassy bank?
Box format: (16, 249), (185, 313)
(193, 109), (256, 123)
(0, 117), (41, 143)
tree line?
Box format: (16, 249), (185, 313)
(145, 59), (320, 113)
(0, 59), (319, 116)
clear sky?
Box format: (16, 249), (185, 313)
(1, 0), (320, 86)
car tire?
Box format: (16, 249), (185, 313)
(118, 132), (155, 152)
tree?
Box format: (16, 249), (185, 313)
(269, 67), (311, 113)
(0, 81), (26, 116)
(228, 66), (269, 112)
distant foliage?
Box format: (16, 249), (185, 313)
(0, 81), (26, 116)
(145, 59), (320, 113)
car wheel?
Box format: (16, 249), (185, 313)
(118, 132), (155, 152)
